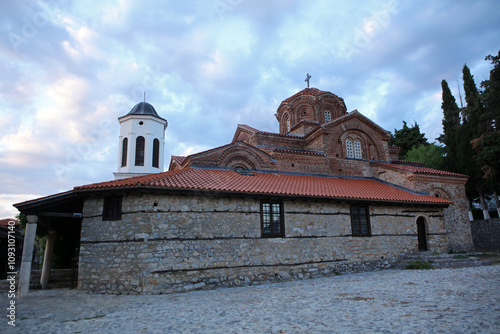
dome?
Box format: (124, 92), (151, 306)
(127, 102), (161, 117)
(275, 87), (348, 135)
(281, 87), (333, 104)
(119, 102), (167, 123)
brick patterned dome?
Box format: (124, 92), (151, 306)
(276, 87), (347, 135)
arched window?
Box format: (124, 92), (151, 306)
(282, 114), (291, 133)
(354, 140), (362, 159)
(152, 138), (160, 168)
(325, 110), (331, 123)
(346, 139), (353, 158)
(121, 138), (128, 167)
(135, 136), (145, 166)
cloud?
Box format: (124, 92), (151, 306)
(1, 0), (499, 217)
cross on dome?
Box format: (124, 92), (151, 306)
(305, 73), (311, 88)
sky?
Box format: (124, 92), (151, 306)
(0, 0), (499, 218)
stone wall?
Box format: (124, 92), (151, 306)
(78, 193), (447, 294)
(372, 165), (473, 252)
(471, 219), (500, 251)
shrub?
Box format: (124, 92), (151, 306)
(406, 261), (433, 270)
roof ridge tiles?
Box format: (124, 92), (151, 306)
(372, 161), (468, 178)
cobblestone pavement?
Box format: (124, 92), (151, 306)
(3, 265), (500, 333)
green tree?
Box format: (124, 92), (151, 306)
(476, 50), (500, 186)
(389, 121), (428, 159)
(462, 64), (489, 218)
(476, 50), (500, 214)
(438, 80), (462, 172)
(405, 144), (445, 170)
(462, 64), (485, 136)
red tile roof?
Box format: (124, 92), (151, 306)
(75, 168), (451, 205)
(373, 162), (468, 178)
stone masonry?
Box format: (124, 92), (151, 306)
(79, 193), (447, 294)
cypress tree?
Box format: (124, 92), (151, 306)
(439, 80), (461, 172)
(462, 64), (485, 137)
(478, 50), (500, 216)
(462, 64), (490, 218)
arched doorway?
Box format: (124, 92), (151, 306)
(416, 217), (428, 251)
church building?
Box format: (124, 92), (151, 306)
(14, 85), (473, 295)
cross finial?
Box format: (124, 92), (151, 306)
(144, 91), (146, 103)
(305, 73), (311, 88)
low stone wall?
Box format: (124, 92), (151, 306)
(471, 219), (500, 251)
(78, 193), (447, 294)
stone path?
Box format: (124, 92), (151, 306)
(3, 265), (500, 333)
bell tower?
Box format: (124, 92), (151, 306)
(114, 102), (168, 180)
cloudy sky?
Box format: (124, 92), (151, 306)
(0, 0), (499, 218)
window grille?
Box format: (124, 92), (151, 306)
(261, 200), (284, 237)
(350, 205), (371, 236)
(354, 140), (362, 159)
(346, 139), (353, 158)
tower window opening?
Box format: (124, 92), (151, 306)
(121, 137), (128, 167)
(152, 138), (160, 168)
(135, 136), (145, 166)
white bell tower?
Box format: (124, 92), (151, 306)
(114, 102), (168, 180)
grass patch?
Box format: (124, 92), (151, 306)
(406, 261), (433, 270)
(473, 253), (498, 258)
(453, 254), (470, 259)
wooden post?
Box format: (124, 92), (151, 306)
(18, 215), (38, 298)
(40, 230), (56, 289)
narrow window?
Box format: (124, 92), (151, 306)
(325, 110), (331, 122)
(350, 205), (371, 236)
(261, 200), (284, 237)
(283, 114), (291, 133)
(354, 140), (362, 159)
(103, 196), (122, 221)
(346, 139), (353, 158)
(152, 138), (160, 168)
(135, 136), (145, 166)
(121, 138), (128, 167)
